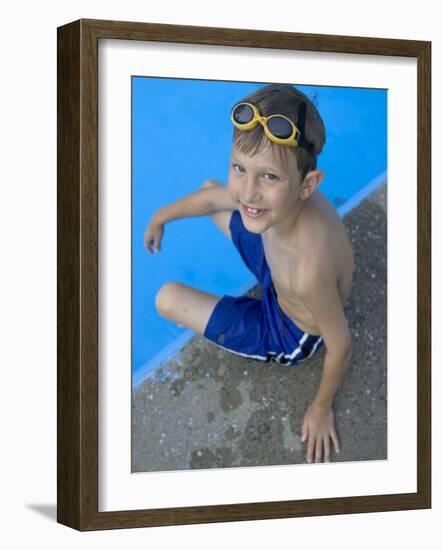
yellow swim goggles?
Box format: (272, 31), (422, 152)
(231, 102), (303, 148)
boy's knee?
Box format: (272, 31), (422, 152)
(155, 282), (183, 318)
(200, 179), (221, 191)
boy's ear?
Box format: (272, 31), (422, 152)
(300, 169), (324, 199)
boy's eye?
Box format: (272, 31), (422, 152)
(263, 172), (279, 182)
(232, 163), (246, 174)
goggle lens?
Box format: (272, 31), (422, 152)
(267, 116), (294, 140)
(232, 104), (254, 124)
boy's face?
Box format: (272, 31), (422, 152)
(227, 143), (306, 235)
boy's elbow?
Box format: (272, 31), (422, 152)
(339, 334), (353, 369)
(200, 179), (221, 190)
(342, 331), (353, 361)
(199, 179), (221, 211)
(326, 334), (352, 364)
(345, 338), (353, 363)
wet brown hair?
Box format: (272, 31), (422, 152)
(232, 84), (326, 180)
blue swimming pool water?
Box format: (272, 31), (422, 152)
(132, 79), (387, 387)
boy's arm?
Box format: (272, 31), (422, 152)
(144, 180), (236, 253)
(155, 180), (236, 224)
(294, 268), (352, 462)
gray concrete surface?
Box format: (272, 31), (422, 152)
(132, 185), (387, 472)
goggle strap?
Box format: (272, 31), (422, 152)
(297, 102), (315, 157)
(297, 102), (307, 136)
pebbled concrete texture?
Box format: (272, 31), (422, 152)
(132, 184), (387, 472)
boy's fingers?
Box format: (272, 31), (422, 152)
(301, 422), (308, 443)
(314, 437), (323, 463)
(330, 430), (340, 454)
(144, 233), (159, 254)
(144, 233), (152, 251)
(324, 437), (331, 463)
(306, 435), (315, 463)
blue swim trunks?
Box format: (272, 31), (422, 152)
(203, 210), (324, 366)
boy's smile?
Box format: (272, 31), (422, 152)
(227, 144), (306, 238)
(242, 204), (270, 219)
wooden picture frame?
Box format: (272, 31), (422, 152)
(57, 18), (431, 530)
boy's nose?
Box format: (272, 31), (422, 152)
(243, 177), (261, 203)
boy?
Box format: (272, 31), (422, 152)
(144, 84), (354, 464)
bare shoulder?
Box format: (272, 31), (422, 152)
(297, 195), (339, 267)
(294, 191), (353, 299)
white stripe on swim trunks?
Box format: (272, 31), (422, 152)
(210, 341), (271, 362)
(305, 337), (323, 359)
(283, 332), (310, 361)
(209, 335), (321, 364)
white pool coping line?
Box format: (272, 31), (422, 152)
(133, 170), (387, 390)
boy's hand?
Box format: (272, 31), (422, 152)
(144, 217), (165, 254)
(301, 402), (340, 463)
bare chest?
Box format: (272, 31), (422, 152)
(262, 239), (297, 293)
(262, 228), (353, 334)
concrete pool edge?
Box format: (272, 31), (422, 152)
(133, 170), (387, 390)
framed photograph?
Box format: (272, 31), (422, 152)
(57, 19), (431, 530)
